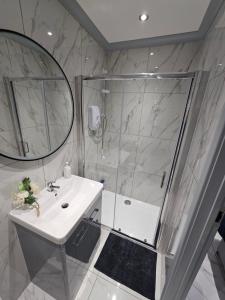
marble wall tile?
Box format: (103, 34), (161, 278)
(0, 37), (12, 78)
(20, 0), (83, 82)
(81, 29), (106, 77)
(97, 132), (120, 168)
(105, 92), (123, 133)
(45, 80), (72, 126)
(7, 39), (50, 78)
(21, 126), (49, 158)
(0, 0), (24, 32)
(116, 166), (134, 198)
(136, 136), (175, 176)
(123, 79), (146, 93)
(106, 80), (124, 93)
(132, 171), (164, 207)
(43, 141), (76, 183)
(187, 72), (225, 182)
(48, 124), (69, 150)
(21, 0), (81, 53)
(140, 92), (187, 140)
(198, 9), (225, 77)
(121, 92), (143, 135)
(169, 165), (199, 254)
(13, 83), (45, 129)
(119, 134), (138, 169)
(107, 48), (149, 74)
(55, 45), (82, 82)
(107, 42), (201, 76)
(84, 162), (117, 192)
(147, 42), (202, 73)
(84, 130), (99, 164)
(0, 130), (19, 157)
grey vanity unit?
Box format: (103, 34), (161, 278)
(14, 196), (102, 300)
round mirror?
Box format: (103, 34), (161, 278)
(0, 30), (74, 160)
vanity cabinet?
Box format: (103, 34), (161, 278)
(12, 193), (102, 300)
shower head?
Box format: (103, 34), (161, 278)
(101, 89), (110, 94)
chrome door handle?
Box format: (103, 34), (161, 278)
(160, 171), (166, 188)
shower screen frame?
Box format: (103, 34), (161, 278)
(75, 71), (205, 250)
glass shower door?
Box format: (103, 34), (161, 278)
(113, 77), (193, 245)
(81, 75), (193, 247)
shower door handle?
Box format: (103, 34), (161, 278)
(160, 171), (166, 188)
(23, 141), (29, 154)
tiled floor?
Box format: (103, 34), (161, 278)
(19, 226), (161, 300)
(186, 234), (225, 300)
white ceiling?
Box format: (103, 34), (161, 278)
(77, 0), (211, 43)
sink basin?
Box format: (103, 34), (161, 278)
(9, 175), (103, 244)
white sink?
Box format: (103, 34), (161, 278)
(9, 175), (103, 244)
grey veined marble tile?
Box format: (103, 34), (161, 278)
(105, 92), (123, 134)
(117, 166), (134, 198)
(140, 92), (187, 140)
(0, 0), (23, 32)
(81, 29), (106, 77)
(107, 48), (148, 74)
(119, 134), (138, 169)
(97, 132), (120, 168)
(20, 0), (82, 54)
(84, 161), (117, 192)
(136, 137), (175, 176)
(121, 93), (143, 135)
(187, 72), (225, 181)
(147, 41), (201, 73)
(132, 171), (164, 207)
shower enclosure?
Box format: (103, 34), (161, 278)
(75, 72), (200, 249)
(4, 77), (71, 158)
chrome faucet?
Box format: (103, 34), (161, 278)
(47, 181), (60, 193)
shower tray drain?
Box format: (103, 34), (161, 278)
(61, 203), (69, 209)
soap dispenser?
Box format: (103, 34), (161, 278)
(64, 162), (71, 178)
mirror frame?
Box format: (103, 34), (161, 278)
(0, 29), (74, 161)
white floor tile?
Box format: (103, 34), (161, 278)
(88, 276), (140, 300)
(18, 282), (55, 300)
(93, 267), (151, 300)
(74, 271), (97, 300)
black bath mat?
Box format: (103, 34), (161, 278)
(94, 233), (157, 300)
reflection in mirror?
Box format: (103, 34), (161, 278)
(0, 31), (73, 160)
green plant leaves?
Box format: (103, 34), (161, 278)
(24, 194), (36, 205)
(22, 177), (31, 191)
(18, 177), (37, 205)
